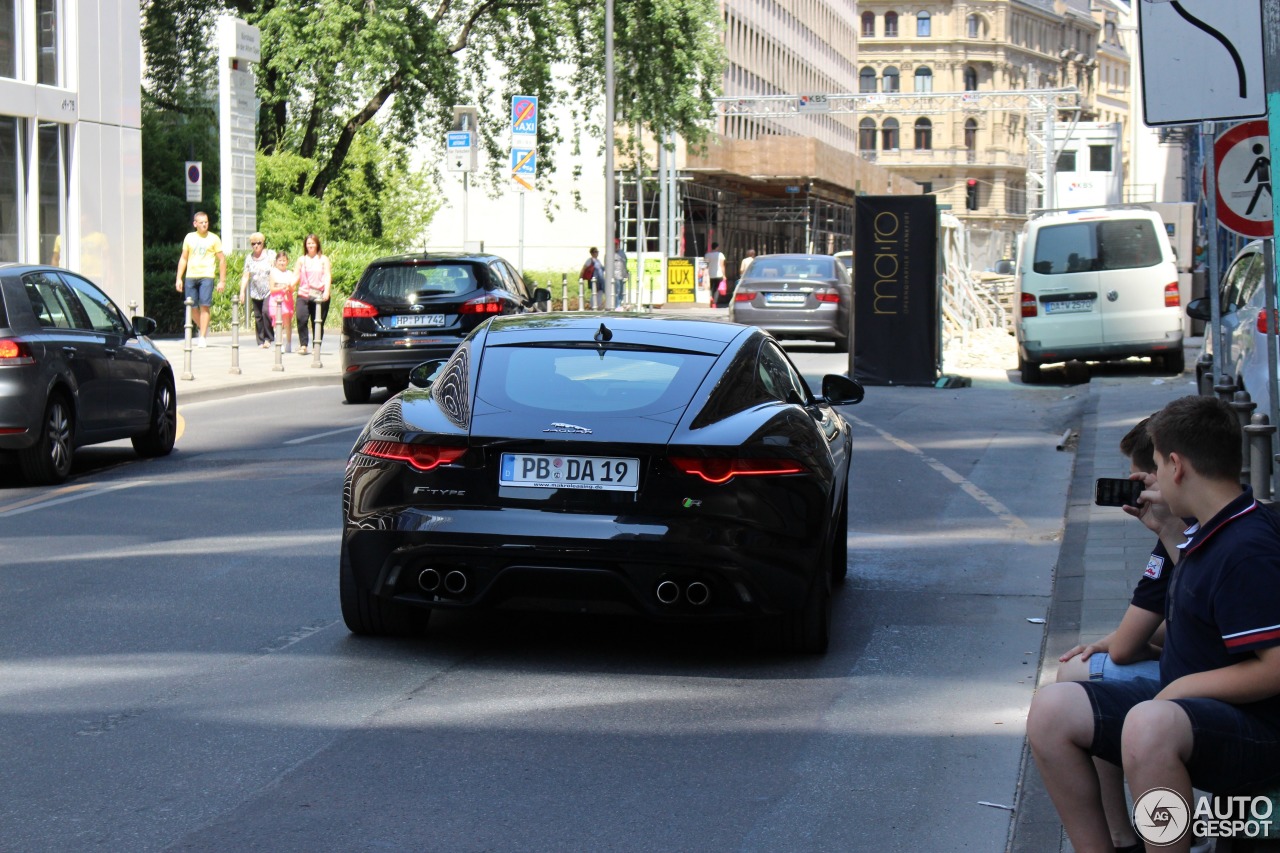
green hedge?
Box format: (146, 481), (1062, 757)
(143, 240), (388, 335)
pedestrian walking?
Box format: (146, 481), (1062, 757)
(174, 211), (227, 346)
(705, 242), (727, 307)
(269, 250), (297, 353)
(581, 247), (606, 310)
(239, 232), (276, 348)
(294, 234), (331, 356)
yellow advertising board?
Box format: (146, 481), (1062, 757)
(666, 258), (696, 303)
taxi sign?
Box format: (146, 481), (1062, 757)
(511, 95), (538, 137)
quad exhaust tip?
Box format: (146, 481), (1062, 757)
(655, 580), (680, 605)
(418, 568), (441, 592)
(655, 579), (711, 606)
(444, 570), (469, 595)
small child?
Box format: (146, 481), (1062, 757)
(268, 251), (297, 353)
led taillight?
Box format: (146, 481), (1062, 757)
(343, 299), (378, 319)
(461, 296), (502, 314)
(360, 441), (466, 471)
(1259, 309), (1277, 335)
(734, 290), (756, 302)
(0, 339), (35, 364)
(1164, 283), (1180, 308)
(1021, 293), (1038, 318)
(669, 456), (806, 484)
(815, 292), (840, 303)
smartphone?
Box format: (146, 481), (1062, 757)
(1094, 477), (1145, 507)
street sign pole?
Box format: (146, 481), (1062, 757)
(605, 0), (616, 312)
(1204, 123), (1225, 387)
(1260, 0), (1280, 492)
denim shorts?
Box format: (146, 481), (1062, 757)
(1081, 678), (1280, 793)
(1088, 652), (1161, 683)
(184, 277), (214, 306)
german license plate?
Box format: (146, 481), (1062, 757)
(766, 292), (806, 305)
(1043, 299), (1094, 314)
(390, 314), (446, 327)
(500, 453), (639, 491)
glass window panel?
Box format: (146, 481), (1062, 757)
(37, 0), (58, 85)
(38, 122), (66, 267)
(0, 0), (16, 78)
(917, 12), (931, 37)
(0, 116), (18, 261)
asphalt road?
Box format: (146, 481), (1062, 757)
(0, 347), (1084, 852)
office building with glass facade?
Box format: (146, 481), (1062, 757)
(0, 0), (143, 309)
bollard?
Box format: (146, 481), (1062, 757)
(311, 309), (323, 368)
(272, 313), (284, 372)
(1214, 374), (1239, 404)
(1246, 413), (1276, 501)
(1232, 391), (1258, 486)
(181, 297), (195, 381)
(128, 300), (138, 319)
(560, 274), (567, 312)
(229, 295), (242, 375)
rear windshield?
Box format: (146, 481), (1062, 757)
(744, 257), (835, 280)
(1032, 219), (1163, 275)
(360, 263), (481, 299)
(476, 346), (714, 415)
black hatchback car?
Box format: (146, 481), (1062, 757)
(0, 264), (177, 484)
(339, 252), (534, 403)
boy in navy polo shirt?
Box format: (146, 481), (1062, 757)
(1028, 396), (1280, 853)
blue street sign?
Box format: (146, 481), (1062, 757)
(446, 131), (472, 149)
(511, 147), (536, 176)
(511, 95), (538, 136)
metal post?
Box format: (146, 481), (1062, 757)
(229, 295), (242, 375)
(518, 191), (525, 275)
(272, 314), (284, 372)
(311, 308), (323, 368)
(561, 273), (567, 312)
(1246, 413), (1276, 501)
(181, 297), (195, 381)
(657, 139), (667, 313)
(633, 121), (644, 312)
(1215, 374), (1239, 403)
(462, 172), (469, 247)
(128, 300), (138, 319)
(1263, 1), (1280, 499)
(1203, 123), (1227, 380)
(604, 0), (616, 316)
(1232, 390), (1258, 485)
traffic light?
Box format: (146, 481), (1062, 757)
(965, 178), (979, 211)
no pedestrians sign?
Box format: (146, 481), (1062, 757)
(1214, 120), (1273, 239)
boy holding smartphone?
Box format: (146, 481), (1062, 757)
(1029, 396), (1280, 853)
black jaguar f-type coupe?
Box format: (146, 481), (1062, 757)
(341, 313), (864, 653)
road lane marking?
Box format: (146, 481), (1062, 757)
(0, 481), (144, 518)
(847, 414), (1029, 532)
(284, 424), (364, 446)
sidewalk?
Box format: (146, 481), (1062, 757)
(1011, 341), (1206, 853)
(153, 333), (342, 405)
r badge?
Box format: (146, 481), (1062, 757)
(1143, 554), (1165, 580)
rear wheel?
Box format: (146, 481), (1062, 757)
(1019, 355), (1041, 384)
(339, 539), (429, 637)
(343, 377), (371, 404)
(132, 376), (176, 457)
(19, 394), (74, 485)
(1158, 348), (1184, 375)
(778, 570), (832, 654)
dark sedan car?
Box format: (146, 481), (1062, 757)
(341, 313), (864, 653)
(728, 253), (853, 352)
(0, 264), (176, 484)
(339, 252), (534, 403)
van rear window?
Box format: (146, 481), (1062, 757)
(1032, 219), (1163, 275)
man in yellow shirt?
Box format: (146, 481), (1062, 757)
(173, 211), (226, 347)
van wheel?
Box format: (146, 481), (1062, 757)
(1019, 356), (1041, 384)
(1159, 349), (1184, 375)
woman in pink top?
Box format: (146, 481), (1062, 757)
(293, 233), (332, 355)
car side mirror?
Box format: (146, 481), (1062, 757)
(821, 373), (864, 405)
(408, 358), (449, 388)
(132, 316), (157, 337)
(1185, 298), (1211, 322)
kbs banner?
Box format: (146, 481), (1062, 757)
(852, 195), (939, 385)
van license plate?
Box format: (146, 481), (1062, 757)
(500, 453), (639, 492)
(1043, 299), (1094, 314)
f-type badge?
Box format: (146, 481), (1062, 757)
(543, 422), (592, 434)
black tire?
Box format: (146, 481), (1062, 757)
(343, 377), (371, 404)
(339, 539), (428, 637)
(778, 570), (832, 654)
(1019, 355), (1041, 384)
(132, 375), (176, 457)
(19, 393), (74, 485)
(1159, 349), (1184, 375)
(831, 492), (849, 584)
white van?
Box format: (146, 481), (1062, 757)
(1014, 208), (1183, 383)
